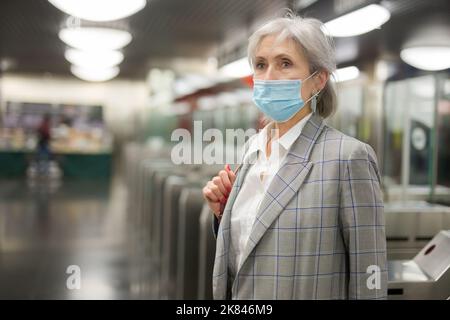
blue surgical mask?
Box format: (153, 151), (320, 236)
(252, 72), (319, 122)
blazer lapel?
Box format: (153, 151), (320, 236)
(236, 114), (326, 274)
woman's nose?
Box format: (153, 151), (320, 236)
(261, 66), (277, 80)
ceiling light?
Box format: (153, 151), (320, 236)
(65, 49), (124, 69)
(70, 65), (119, 82)
(400, 46), (450, 71)
(219, 57), (252, 78)
(332, 66), (360, 82)
(59, 27), (132, 51)
(48, 0), (146, 22)
(323, 4), (391, 37)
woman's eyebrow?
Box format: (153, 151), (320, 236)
(273, 53), (294, 60)
(254, 53), (295, 61)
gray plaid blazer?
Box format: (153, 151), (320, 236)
(212, 113), (387, 299)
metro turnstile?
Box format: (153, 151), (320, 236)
(139, 162), (171, 230)
(176, 187), (205, 300)
(151, 170), (174, 259)
(197, 203), (217, 300)
(160, 170), (217, 300)
(123, 147), (224, 299)
(388, 230), (450, 299)
(127, 159), (169, 260)
(141, 163), (175, 253)
(160, 175), (188, 299)
(385, 202), (450, 260)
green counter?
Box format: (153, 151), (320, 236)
(0, 150), (112, 179)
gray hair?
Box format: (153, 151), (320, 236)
(248, 12), (337, 118)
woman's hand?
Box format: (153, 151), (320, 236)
(202, 164), (236, 219)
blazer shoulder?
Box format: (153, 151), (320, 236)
(321, 125), (378, 163)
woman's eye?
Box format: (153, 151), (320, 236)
(255, 63), (265, 69)
(281, 61), (291, 68)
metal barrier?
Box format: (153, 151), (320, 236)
(385, 203), (450, 260)
(160, 175), (188, 299)
(197, 203), (216, 299)
(388, 230), (450, 299)
(176, 187), (205, 299)
(123, 144), (224, 300)
(140, 161), (174, 257)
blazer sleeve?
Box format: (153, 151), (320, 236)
(339, 142), (388, 299)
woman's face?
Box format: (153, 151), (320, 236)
(253, 34), (320, 103)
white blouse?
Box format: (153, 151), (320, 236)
(229, 113), (312, 277)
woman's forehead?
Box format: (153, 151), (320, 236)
(255, 34), (303, 59)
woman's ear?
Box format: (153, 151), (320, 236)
(314, 70), (329, 92)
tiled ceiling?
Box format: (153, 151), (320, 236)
(0, 0), (449, 80)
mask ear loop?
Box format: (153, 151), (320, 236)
(303, 70), (318, 82)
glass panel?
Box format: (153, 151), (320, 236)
(383, 75), (437, 201)
(338, 84), (363, 138)
(383, 79), (406, 185)
(328, 83), (364, 138)
(408, 76), (435, 185)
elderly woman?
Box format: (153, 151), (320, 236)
(202, 13), (387, 300)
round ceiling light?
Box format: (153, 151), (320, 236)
(65, 49), (124, 69)
(48, 0), (146, 22)
(400, 46), (450, 71)
(59, 27), (132, 51)
(323, 4), (391, 37)
(332, 66), (360, 82)
(70, 65), (120, 82)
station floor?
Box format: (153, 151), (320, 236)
(0, 169), (155, 299)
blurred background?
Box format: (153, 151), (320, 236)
(0, 0), (449, 299)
